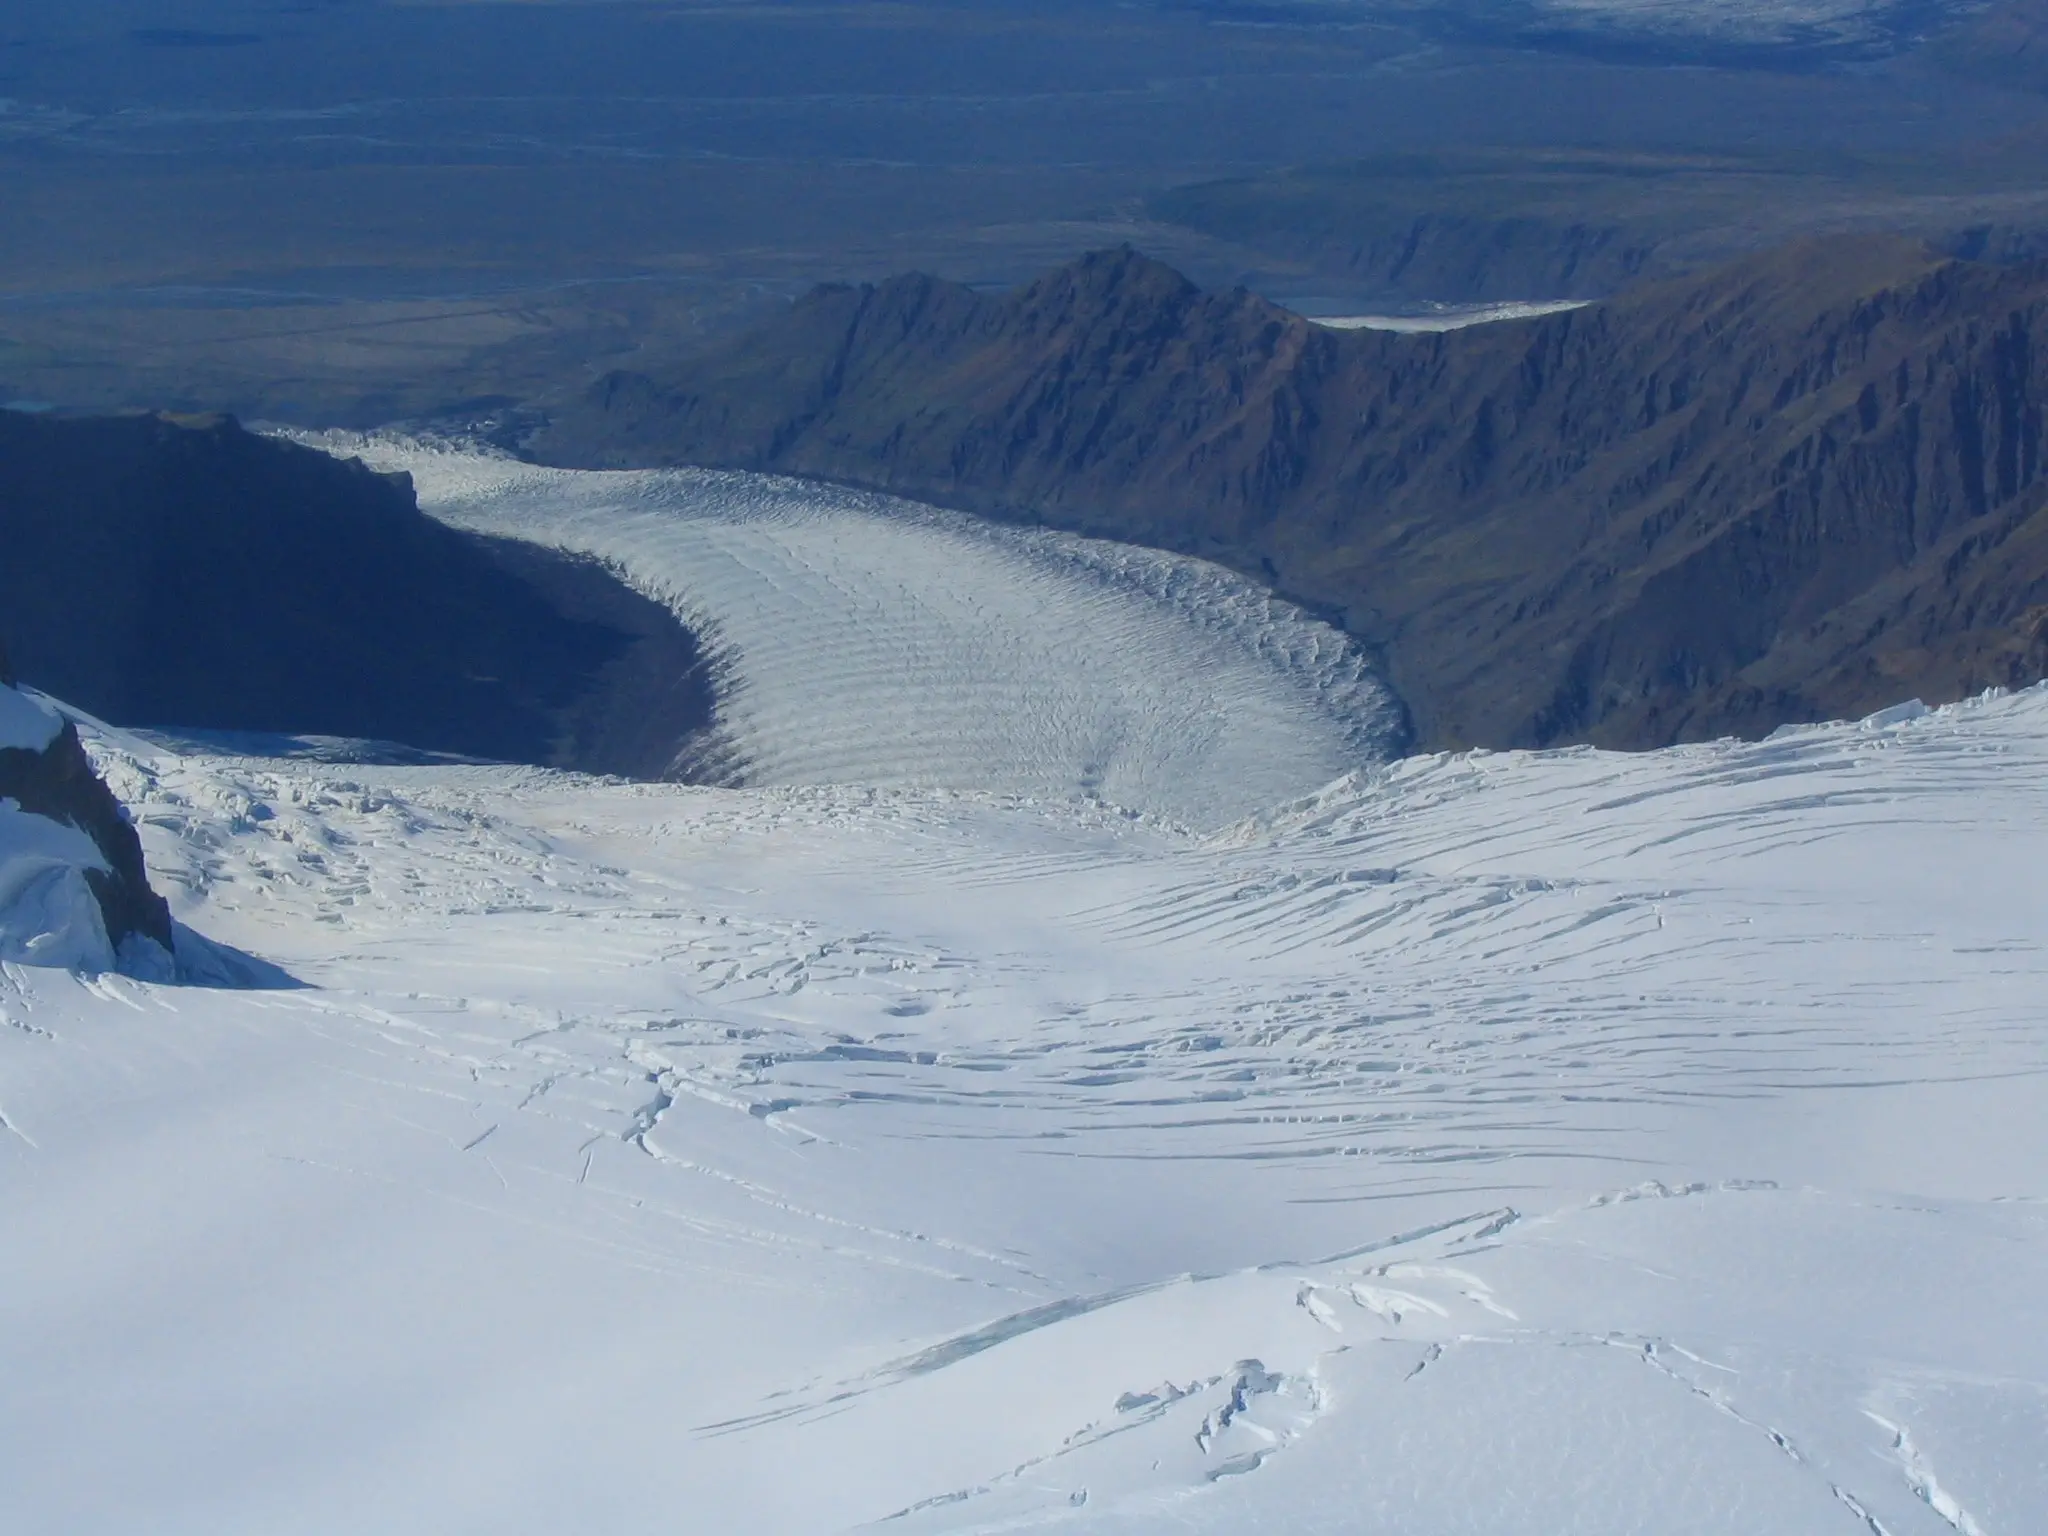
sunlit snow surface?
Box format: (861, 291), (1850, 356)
(3, 686), (2045, 1532)
(291, 433), (1403, 829)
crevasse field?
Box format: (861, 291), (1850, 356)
(2, 448), (2045, 1534)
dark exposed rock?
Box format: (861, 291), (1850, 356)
(0, 411), (714, 777)
(533, 237), (2048, 750)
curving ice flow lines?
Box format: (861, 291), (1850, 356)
(292, 432), (1405, 829)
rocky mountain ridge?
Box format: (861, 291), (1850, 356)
(533, 236), (2048, 750)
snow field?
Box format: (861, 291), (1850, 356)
(1, 684), (2044, 1531)
(1309, 298), (1591, 332)
(289, 432), (1405, 829)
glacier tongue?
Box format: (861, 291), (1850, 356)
(293, 433), (1405, 829)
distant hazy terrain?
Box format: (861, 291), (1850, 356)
(8, 0), (2048, 421)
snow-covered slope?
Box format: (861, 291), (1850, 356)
(291, 434), (1404, 829)
(2, 684), (2043, 1533)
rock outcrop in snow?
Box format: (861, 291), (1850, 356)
(0, 639), (171, 969)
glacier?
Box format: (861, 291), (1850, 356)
(0, 656), (2043, 1530)
(288, 433), (1407, 829)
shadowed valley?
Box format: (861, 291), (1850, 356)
(0, 411), (714, 775)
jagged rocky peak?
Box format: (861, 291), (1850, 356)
(1024, 245), (1204, 313)
(0, 634), (174, 973)
(1003, 246), (1303, 358)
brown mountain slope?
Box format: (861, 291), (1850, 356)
(533, 239), (2048, 750)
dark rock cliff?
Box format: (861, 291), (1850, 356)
(0, 638), (172, 956)
(0, 411), (714, 776)
(535, 238), (2048, 750)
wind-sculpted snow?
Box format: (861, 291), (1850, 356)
(0, 800), (111, 971)
(2, 687), (2046, 1531)
(0, 682), (60, 753)
(292, 432), (1404, 829)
